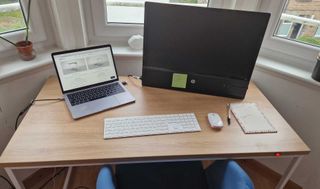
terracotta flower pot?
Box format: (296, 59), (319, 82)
(16, 41), (36, 61)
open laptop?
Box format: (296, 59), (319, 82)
(52, 44), (135, 119)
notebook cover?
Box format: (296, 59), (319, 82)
(230, 103), (277, 134)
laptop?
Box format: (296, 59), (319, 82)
(51, 44), (135, 119)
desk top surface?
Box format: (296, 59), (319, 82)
(0, 76), (310, 167)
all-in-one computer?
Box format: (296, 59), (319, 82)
(142, 2), (270, 99)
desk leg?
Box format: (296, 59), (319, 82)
(4, 168), (23, 189)
(63, 166), (73, 189)
(275, 156), (303, 189)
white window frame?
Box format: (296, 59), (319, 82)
(0, 0), (47, 52)
(258, 0), (319, 69)
(89, 0), (143, 39)
(85, 0), (262, 45)
(86, 0), (220, 44)
(86, 0), (320, 69)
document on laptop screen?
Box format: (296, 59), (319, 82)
(53, 47), (118, 91)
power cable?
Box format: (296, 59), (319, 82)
(14, 98), (64, 130)
(0, 175), (15, 189)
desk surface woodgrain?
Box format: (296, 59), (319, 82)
(0, 76), (310, 167)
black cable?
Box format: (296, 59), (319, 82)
(14, 98), (64, 130)
(34, 98), (64, 101)
(14, 99), (35, 130)
(38, 167), (66, 189)
(74, 186), (90, 189)
(121, 81), (127, 86)
(127, 75), (142, 87)
(128, 75), (141, 80)
(0, 175), (15, 189)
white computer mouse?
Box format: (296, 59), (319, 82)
(208, 113), (223, 129)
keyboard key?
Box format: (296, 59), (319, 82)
(104, 113), (201, 139)
(67, 82), (124, 106)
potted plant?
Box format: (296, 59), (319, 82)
(0, 0), (35, 61)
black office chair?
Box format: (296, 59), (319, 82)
(96, 160), (254, 189)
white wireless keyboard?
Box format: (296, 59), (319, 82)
(104, 113), (201, 139)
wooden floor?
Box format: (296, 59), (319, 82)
(23, 160), (302, 189)
(237, 160), (301, 189)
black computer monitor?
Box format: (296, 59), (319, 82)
(142, 2), (270, 99)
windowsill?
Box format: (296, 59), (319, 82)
(1, 45), (319, 89)
(255, 56), (320, 88)
(0, 45), (141, 82)
(112, 46), (143, 58)
(0, 46), (62, 81)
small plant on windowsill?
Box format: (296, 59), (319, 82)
(0, 0), (35, 61)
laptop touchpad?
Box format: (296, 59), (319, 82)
(94, 96), (119, 109)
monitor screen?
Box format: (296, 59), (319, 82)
(52, 46), (118, 92)
(143, 3), (270, 81)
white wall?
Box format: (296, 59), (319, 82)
(0, 65), (55, 188)
(252, 67), (320, 189)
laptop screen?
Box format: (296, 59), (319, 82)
(53, 46), (118, 92)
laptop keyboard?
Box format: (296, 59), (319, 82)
(67, 82), (125, 106)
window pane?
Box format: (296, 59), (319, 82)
(315, 26), (320, 37)
(105, 0), (209, 24)
(274, 0), (320, 47)
(0, 0), (26, 34)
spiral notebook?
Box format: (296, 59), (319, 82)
(230, 103), (277, 134)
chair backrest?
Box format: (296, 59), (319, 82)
(96, 166), (116, 189)
(96, 160), (254, 189)
(205, 160), (254, 189)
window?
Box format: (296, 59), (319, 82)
(86, 0), (211, 41)
(0, 0), (26, 34)
(276, 21), (292, 37)
(274, 0), (320, 47)
(257, 0), (320, 69)
(315, 26), (320, 37)
(106, 0), (209, 24)
(0, 0), (47, 52)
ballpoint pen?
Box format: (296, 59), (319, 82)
(227, 104), (231, 126)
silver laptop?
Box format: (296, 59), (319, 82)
(52, 45), (135, 119)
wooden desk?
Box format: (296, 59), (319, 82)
(0, 76), (310, 189)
